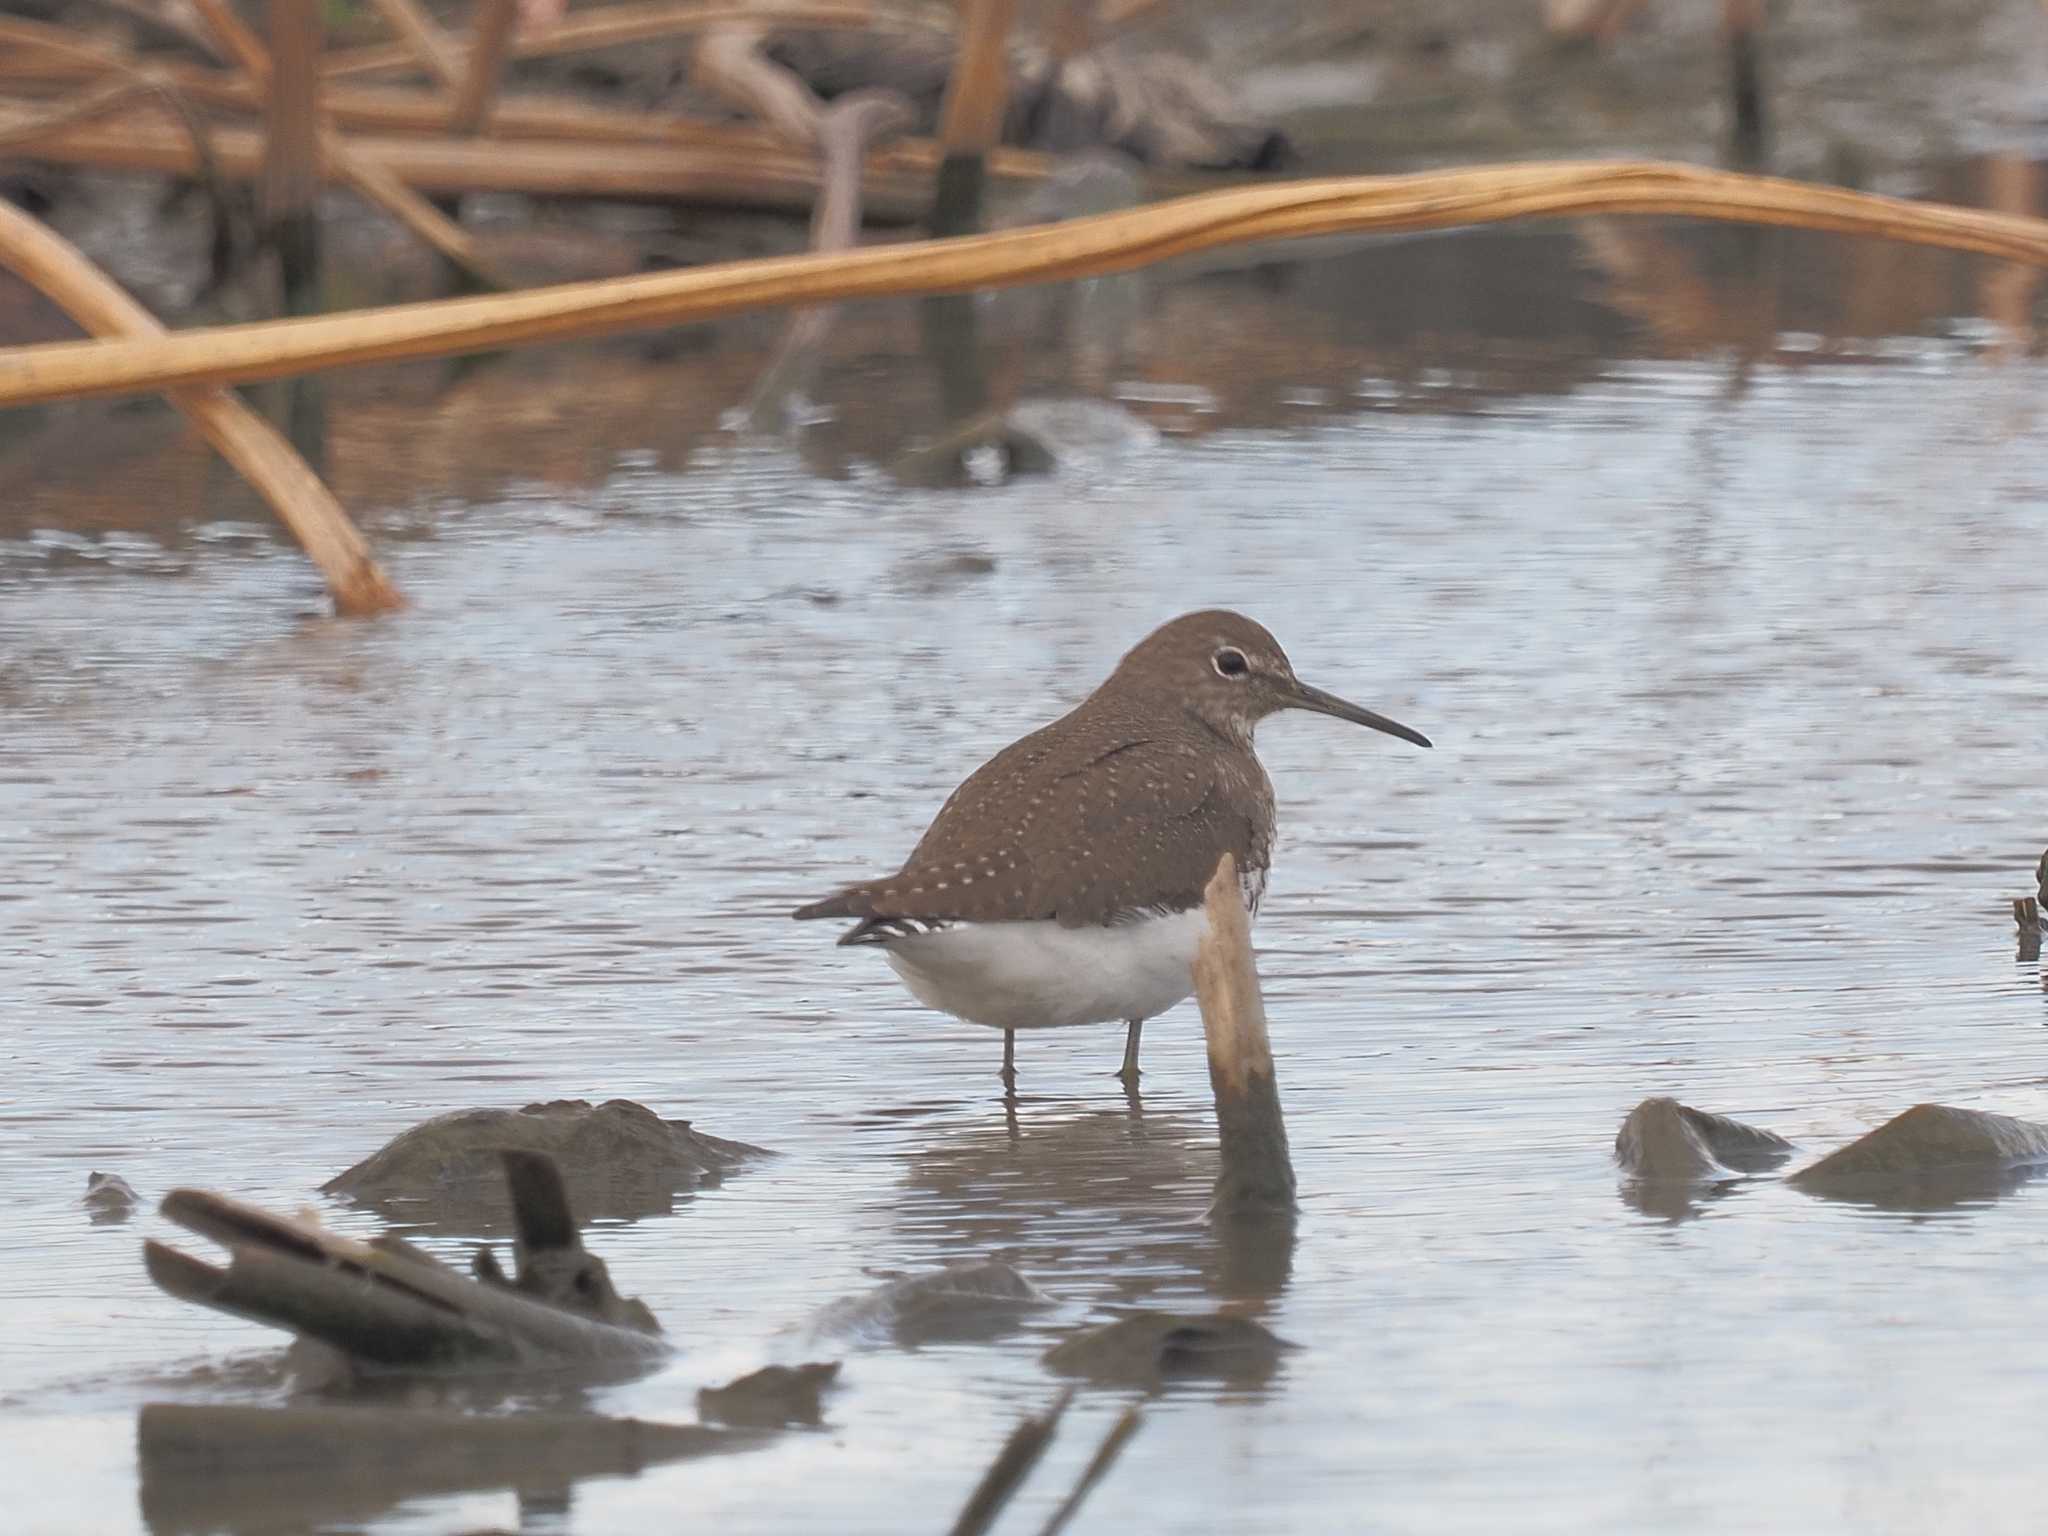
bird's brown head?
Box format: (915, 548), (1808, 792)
(1110, 610), (1432, 751)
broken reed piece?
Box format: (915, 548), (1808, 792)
(0, 200), (400, 615)
(947, 1387), (1075, 1536)
(1195, 853), (1297, 1219)
(930, 0), (1014, 237)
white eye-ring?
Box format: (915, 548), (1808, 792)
(1212, 646), (1250, 678)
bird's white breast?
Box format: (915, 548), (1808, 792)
(882, 876), (1262, 1034)
(886, 912), (1205, 1031)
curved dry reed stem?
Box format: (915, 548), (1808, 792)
(0, 77), (150, 149)
(0, 201), (401, 615)
(320, 0), (944, 80)
(6, 160), (2048, 409)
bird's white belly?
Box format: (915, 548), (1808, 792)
(884, 910), (1212, 1032)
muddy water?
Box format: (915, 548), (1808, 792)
(3, 215), (2047, 1534)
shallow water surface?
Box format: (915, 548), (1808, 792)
(3, 220), (2047, 1534)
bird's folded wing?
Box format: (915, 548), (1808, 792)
(794, 738), (1263, 928)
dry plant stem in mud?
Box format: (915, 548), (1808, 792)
(930, 0), (1014, 236)
(0, 201), (400, 615)
(182, 0), (504, 288)
(9, 161), (2048, 408)
(1195, 853), (1297, 1218)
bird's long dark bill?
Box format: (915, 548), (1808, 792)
(1286, 681), (1432, 748)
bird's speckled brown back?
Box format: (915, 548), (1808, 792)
(795, 613), (1293, 928)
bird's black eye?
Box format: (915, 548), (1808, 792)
(1212, 647), (1249, 678)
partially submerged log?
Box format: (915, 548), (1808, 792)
(1788, 1105), (2048, 1208)
(84, 1170), (140, 1222)
(1614, 1097), (1795, 1181)
(1043, 1310), (1290, 1390)
(323, 1097), (768, 1230)
(1615, 1096), (1796, 1219)
(146, 1151), (669, 1370)
(466, 1148), (660, 1332)
(139, 1401), (761, 1535)
(697, 1360), (841, 1427)
(809, 1258), (1048, 1346)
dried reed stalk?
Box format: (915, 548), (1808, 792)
(0, 28), (1050, 175)
(181, 0), (505, 287)
(2, 109), (932, 218)
(449, 0), (520, 133)
(8, 161), (2048, 409)
(0, 201), (401, 613)
(320, 0), (940, 80)
(1194, 853), (1296, 1217)
(367, 0), (465, 90)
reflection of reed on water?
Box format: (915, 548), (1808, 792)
(893, 1098), (1295, 1308)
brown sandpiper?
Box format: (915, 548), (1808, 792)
(793, 610), (1431, 1088)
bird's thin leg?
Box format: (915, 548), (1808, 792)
(1116, 1018), (1143, 1087)
(1000, 1028), (1017, 1092)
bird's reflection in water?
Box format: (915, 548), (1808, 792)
(890, 1093), (1295, 1312)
